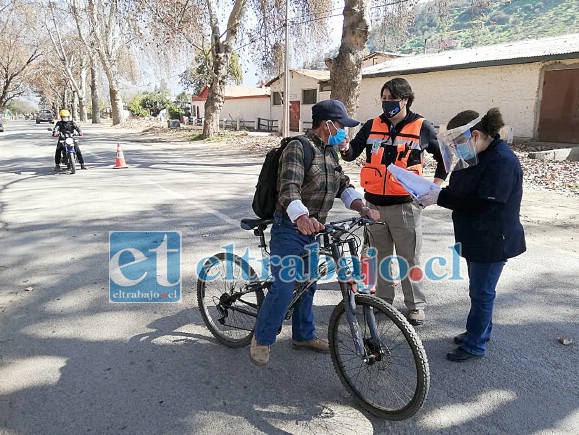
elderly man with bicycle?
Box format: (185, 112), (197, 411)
(251, 99), (380, 366)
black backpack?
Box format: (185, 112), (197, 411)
(252, 135), (315, 219)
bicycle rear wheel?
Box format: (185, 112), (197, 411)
(197, 252), (265, 348)
(329, 294), (430, 420)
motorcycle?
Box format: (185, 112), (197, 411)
(49, 128), (80, 174)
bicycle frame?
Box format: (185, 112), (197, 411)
(321, 224), (382, 362)
(243, 218), (382, 361)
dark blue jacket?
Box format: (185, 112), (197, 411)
(437, 137), (526, 262)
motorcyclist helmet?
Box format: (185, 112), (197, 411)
(59, 109), (71, 121)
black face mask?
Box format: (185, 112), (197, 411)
(382, 101), (401, 118)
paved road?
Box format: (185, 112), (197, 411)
(1, 120), (578, 434)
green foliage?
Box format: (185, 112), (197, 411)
(128, 96), (149, 117)
(175, 92), (191, 103)
(228, 53), (243, 86)
(7, 99), (38, 115)
(139, 92), (171, 117)
(397, 0), (579, 53)
(167, 104), (182, 120)
(179, 48), (243, 95)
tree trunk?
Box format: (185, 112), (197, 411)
(101, 62), (123, 125)
(108, 84), (123, 125)
(202, 51), (228, 138)
(72, 91), (79, 120)
(90, 58), (100, 124)
(79, 64), (88, 122)
(202, 0), (248, 138)
(328, 0), (370, 121)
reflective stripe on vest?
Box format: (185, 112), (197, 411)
(360, 117), (424, 196)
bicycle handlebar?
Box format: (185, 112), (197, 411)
(319, 216), (383, 237)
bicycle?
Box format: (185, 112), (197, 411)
(196, 216), (430, 420)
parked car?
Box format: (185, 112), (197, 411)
(0, 118), (4, 132)
(36, 110), (54, 124)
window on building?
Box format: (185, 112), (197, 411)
(272, 91), (283, 106)
(302, 89), (317, 105)
(319, 82), (331, 92)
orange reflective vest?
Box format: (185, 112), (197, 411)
(360, 117), (424, 196)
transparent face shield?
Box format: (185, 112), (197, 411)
(437, 116), (483, 172)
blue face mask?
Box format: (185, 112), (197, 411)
(327, 122), (347, 146)
(455, 141), (476, 160)
(382, 101), (401, 118)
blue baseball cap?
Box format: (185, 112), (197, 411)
(312, 99), (360, 127)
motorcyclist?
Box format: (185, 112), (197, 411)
(53, 109), (87, 170)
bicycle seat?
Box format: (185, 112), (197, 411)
(240, 218), (273, 230)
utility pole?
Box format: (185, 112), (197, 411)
(282, 0), (290, 137)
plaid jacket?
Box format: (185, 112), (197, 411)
(276, 130), (354, 223)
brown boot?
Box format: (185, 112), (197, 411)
(292, 337), (329, 353)
(250, 336), (269, 365)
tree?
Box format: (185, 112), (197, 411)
(368, 0), (417, 53)
(137, 0), (330, 138)
(44, 1), (90, 121)
(328, 0), (417, 123)
(139, 91), (171, 117)
(27, 57), (69, 113)
(0, 0), (42, 111)
(326, 0), (371, 120)
(70, 0), (139, 125)
(179, 48), (243, 96)
(128, 95), (149, 117)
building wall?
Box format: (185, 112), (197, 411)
(191, 96), (271, 125)
(358, 59), (578, 140)
(270, 72), (331, 131)
(219, 97), (271, 124)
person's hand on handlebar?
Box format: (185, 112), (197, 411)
(296, 215), (325, 236)
(360, 206), (380, 221)
(351, 199), (380, 221)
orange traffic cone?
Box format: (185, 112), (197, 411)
(113, 143), (128, 169)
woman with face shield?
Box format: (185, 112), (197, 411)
(417, 108), (526, 362)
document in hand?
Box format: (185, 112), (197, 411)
(387, 164), (440, 199)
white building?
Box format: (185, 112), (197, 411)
(191, 85), (272, 130)
(266, 69), (332, 132)
(360, 33), (579, 143)
(266, 34), (579, 143)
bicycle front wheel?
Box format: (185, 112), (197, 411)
(329, 294), (430, 420)
(197, 252), (265, 348)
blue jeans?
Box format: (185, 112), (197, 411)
(254, 213), (318, 346)
(461, 260), (506, 356)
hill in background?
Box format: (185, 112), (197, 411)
(375, 0), (578, 54)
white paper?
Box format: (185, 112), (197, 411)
(387, 164), (440, 199)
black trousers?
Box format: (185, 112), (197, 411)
(55, 142), (84, 165)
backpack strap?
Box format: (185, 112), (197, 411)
(291, 135), (315, 172)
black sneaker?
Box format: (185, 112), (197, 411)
(81, 165), (88, 170)
(54, 164), (61, 170)
(446, 347), (483, 362)
(453, 332), (491, 346)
